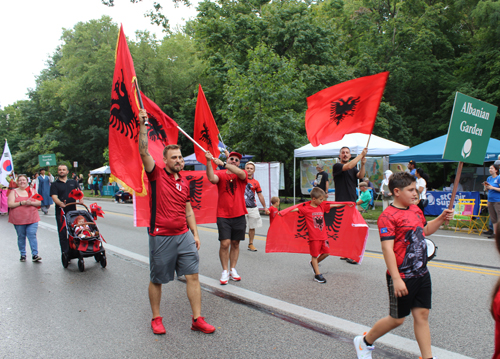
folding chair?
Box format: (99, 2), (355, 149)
(454, 199), (476, 234)
(471, 200), (490, 235)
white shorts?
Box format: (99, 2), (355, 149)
(245, 207), (262, 229)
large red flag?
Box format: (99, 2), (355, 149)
(194, 85), (220, 169)
(265, 201), (369, 263)
(109, 25), (145, 195)
(305, 72), (389, 147)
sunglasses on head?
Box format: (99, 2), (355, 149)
(229, 157), (240, 162)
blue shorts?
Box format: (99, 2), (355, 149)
(149, 230), (199, 284)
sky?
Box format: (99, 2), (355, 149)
(0, 0), (198, 109)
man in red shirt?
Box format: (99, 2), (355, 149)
(139, 109), (215, 336)
(244, 161), (269, 252)
(205, 150), (248, 285)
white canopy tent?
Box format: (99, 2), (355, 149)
(293, 133), (409, 203)
(90, 166), (111, 175)
(294, 133), (409, 157)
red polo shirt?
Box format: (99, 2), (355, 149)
(215, 170), (248, 218)
(146, 165), (190, 236)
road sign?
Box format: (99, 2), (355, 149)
(443, 92), (497, 165)
(73, 161), (78, 168)
(38, 154), (56, 167)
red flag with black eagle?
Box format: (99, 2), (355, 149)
(194, 85), (220, 169)
(305, 72), (389, 147)
(109, 25), (145, 195)
(265, 202), (369, 263)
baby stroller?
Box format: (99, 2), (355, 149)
(61, 203), (106, 272)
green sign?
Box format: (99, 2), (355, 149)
(443, 92), (498, 165)
(38, 154), (56, 167)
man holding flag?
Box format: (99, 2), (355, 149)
(205, 151), (248, 285)
(138, 109), (215, 335)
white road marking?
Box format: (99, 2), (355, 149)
(38, 221), (474, 359)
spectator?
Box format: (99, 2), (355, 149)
(415, 168), (428, 213)
(380, 170), (393, 210)
(485, 164), (500, 239)
(35, 168), (54, 215)
(356, 182), (372, 212)
(449, 174), (463, 192)
(8, 174), (42, 262)
(114, 187), (131, 203)
(314, 162), (329, 193)
(88, 172), (94, 195)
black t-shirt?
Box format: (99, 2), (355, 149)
(49, 178), (79, 213)
(315, 171), (329, 192)
(332, 163), (358, 202)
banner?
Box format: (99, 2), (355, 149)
(266, 202), (369, 263)
(305, 72), (389, 147)
(0, 141), (14, 187)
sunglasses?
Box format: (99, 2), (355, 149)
(229, 157), (240, 162)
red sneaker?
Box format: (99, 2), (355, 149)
(151, 316), (166, 334)
(191, 316), (216, 334)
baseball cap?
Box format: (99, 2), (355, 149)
(228, 152), (242, 160)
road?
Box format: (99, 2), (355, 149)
(0, 199), (497, 358)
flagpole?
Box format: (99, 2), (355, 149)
(134, 79), (149, 125)
(366, 133), (372, 149)
(218, 133), (227, 151)
(177, 126), (210, 153)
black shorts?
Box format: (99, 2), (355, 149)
(387, 271), (432, 319)
(216, 215), (246, 241)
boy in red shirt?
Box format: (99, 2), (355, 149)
(268, 196), (280, 225)
(354, 172), (453, 359)
(290, 187), (343, 283)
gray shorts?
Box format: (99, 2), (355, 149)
(149, 231), (199, 284)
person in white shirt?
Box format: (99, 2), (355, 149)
(449, 174), (463, 192)
(415, 168), (427, 212)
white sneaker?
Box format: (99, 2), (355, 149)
(353, 334), (374, 359)
(220, 270), (229, 285)
(229, 268), (241, 281)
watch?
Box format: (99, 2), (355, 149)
(223, 162), (227, 168)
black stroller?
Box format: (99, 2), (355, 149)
(61, 203), (106, 272)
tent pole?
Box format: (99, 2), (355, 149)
(293, 155), (296, 205)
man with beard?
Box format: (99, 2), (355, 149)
(138, 109), (215, 336)
(50, 164), (82, 254)
(332, 146), (367, 264)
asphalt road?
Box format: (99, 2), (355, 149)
(0, 199), (498, 358)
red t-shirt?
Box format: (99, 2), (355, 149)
(297, 202), (331, 242)
(215, 170), (248, 218)
(377, 204), (428, 279)
(269, 206), (279, 225)
(146, 165), (190, 236)
(245, 178), (262, 208)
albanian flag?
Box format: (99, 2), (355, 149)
(140, 91), (179, 162)
(194, 85), (220, 169)
(30, 193), (43, 202)
(266, 201), (369, 263)
(305, 72), (389, 147)
(134, 170), (217, 226)
(109, 25), (145, 195)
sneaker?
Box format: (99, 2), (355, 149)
(220, 270), (229, 285)
(483, 229), (493, 236)
(230, 268), (241, 281)
(191, 316), (216, 334)
(248, 244), (257, 252)
(314, 274), (326, 283)
(32, 255), (42, 262)
(151, 316), (166, 335)
(346, 258), (359, 265)
(20, 255), (26, 262)
(340, 257), (347, 260)
(353, 334), (374, 359)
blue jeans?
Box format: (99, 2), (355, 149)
(14, 223), (39, 256)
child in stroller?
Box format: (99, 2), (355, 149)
(62, 205), (106, 272)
